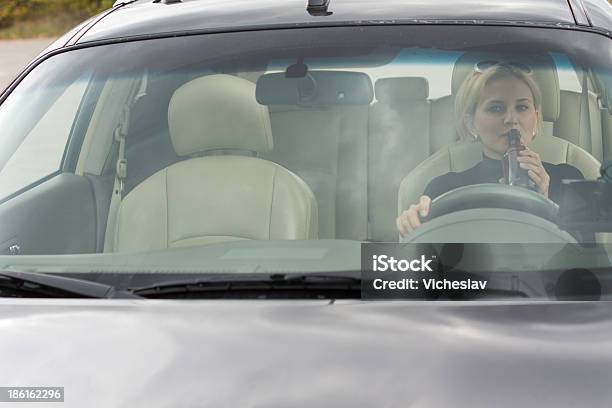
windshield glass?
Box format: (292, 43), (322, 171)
(0, 25), (611, 300)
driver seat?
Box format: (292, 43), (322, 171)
(398, 52), (601, 218)
(398, 137), (601, 215)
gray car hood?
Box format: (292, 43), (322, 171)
(2, 299), (611, 407)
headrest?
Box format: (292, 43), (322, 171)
(168, 74), (273, 156)
(256, 71), (373, 106)
(375, 77), (429, 103)
(451, 53), (560, 122)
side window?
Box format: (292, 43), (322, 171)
(552, 53), (581, 93)
(0, 75), (90, 200)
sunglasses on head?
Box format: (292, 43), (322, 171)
(473, 60), (533, 75)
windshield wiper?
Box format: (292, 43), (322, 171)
(131, 273), (361, 299)
(129, 272), (536, 300)
(0, 270), (142, 299)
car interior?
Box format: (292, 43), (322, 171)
(107, 74), (318, 252)
(0, 47), (610, 255)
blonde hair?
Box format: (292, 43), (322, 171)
(454, 64), (543, 142)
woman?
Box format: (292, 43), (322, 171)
(396, 62), (583, 236)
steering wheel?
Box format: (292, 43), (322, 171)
(422, 183), (559, 224)
(401, 183), (574, 244)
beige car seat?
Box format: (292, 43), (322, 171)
(369, 77), (430, 241)
(258, 71), (372, 241)
(109, 74), (318, 252)
(399, 52), (601, 215)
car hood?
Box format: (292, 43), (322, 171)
(2, 299), (612, 407)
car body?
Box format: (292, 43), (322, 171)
(1, 0), (612, 406)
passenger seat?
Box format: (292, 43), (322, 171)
(107, 74), (318, 252)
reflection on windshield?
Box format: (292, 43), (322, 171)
(0, 25), (610, 301)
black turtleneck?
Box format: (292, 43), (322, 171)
(423, 155), (584, 204)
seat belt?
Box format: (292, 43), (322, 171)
(103, 106), (130, 252)
(579, 67), (593, 154)
(103, 74), (148, 252)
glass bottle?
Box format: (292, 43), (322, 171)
(502, 129), (536, 190)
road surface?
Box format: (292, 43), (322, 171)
(0, 38), (56, 90)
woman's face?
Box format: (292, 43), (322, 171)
(471, 75), (539, 159)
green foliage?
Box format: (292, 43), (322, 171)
(0, 0), (115, 30)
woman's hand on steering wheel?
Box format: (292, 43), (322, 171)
(396, 195), (432, 236)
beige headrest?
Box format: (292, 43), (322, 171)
(375, 77), (429, 103)
(168, 74), (273, 156)
(451, 53), (560, 122)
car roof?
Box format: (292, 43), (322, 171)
(53, 0), (611, 48)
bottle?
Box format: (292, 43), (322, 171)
(502, 129), (536, 190)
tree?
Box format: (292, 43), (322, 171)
(0, 0), (115, 29)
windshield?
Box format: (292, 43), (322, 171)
(0, 25), (611, 300)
